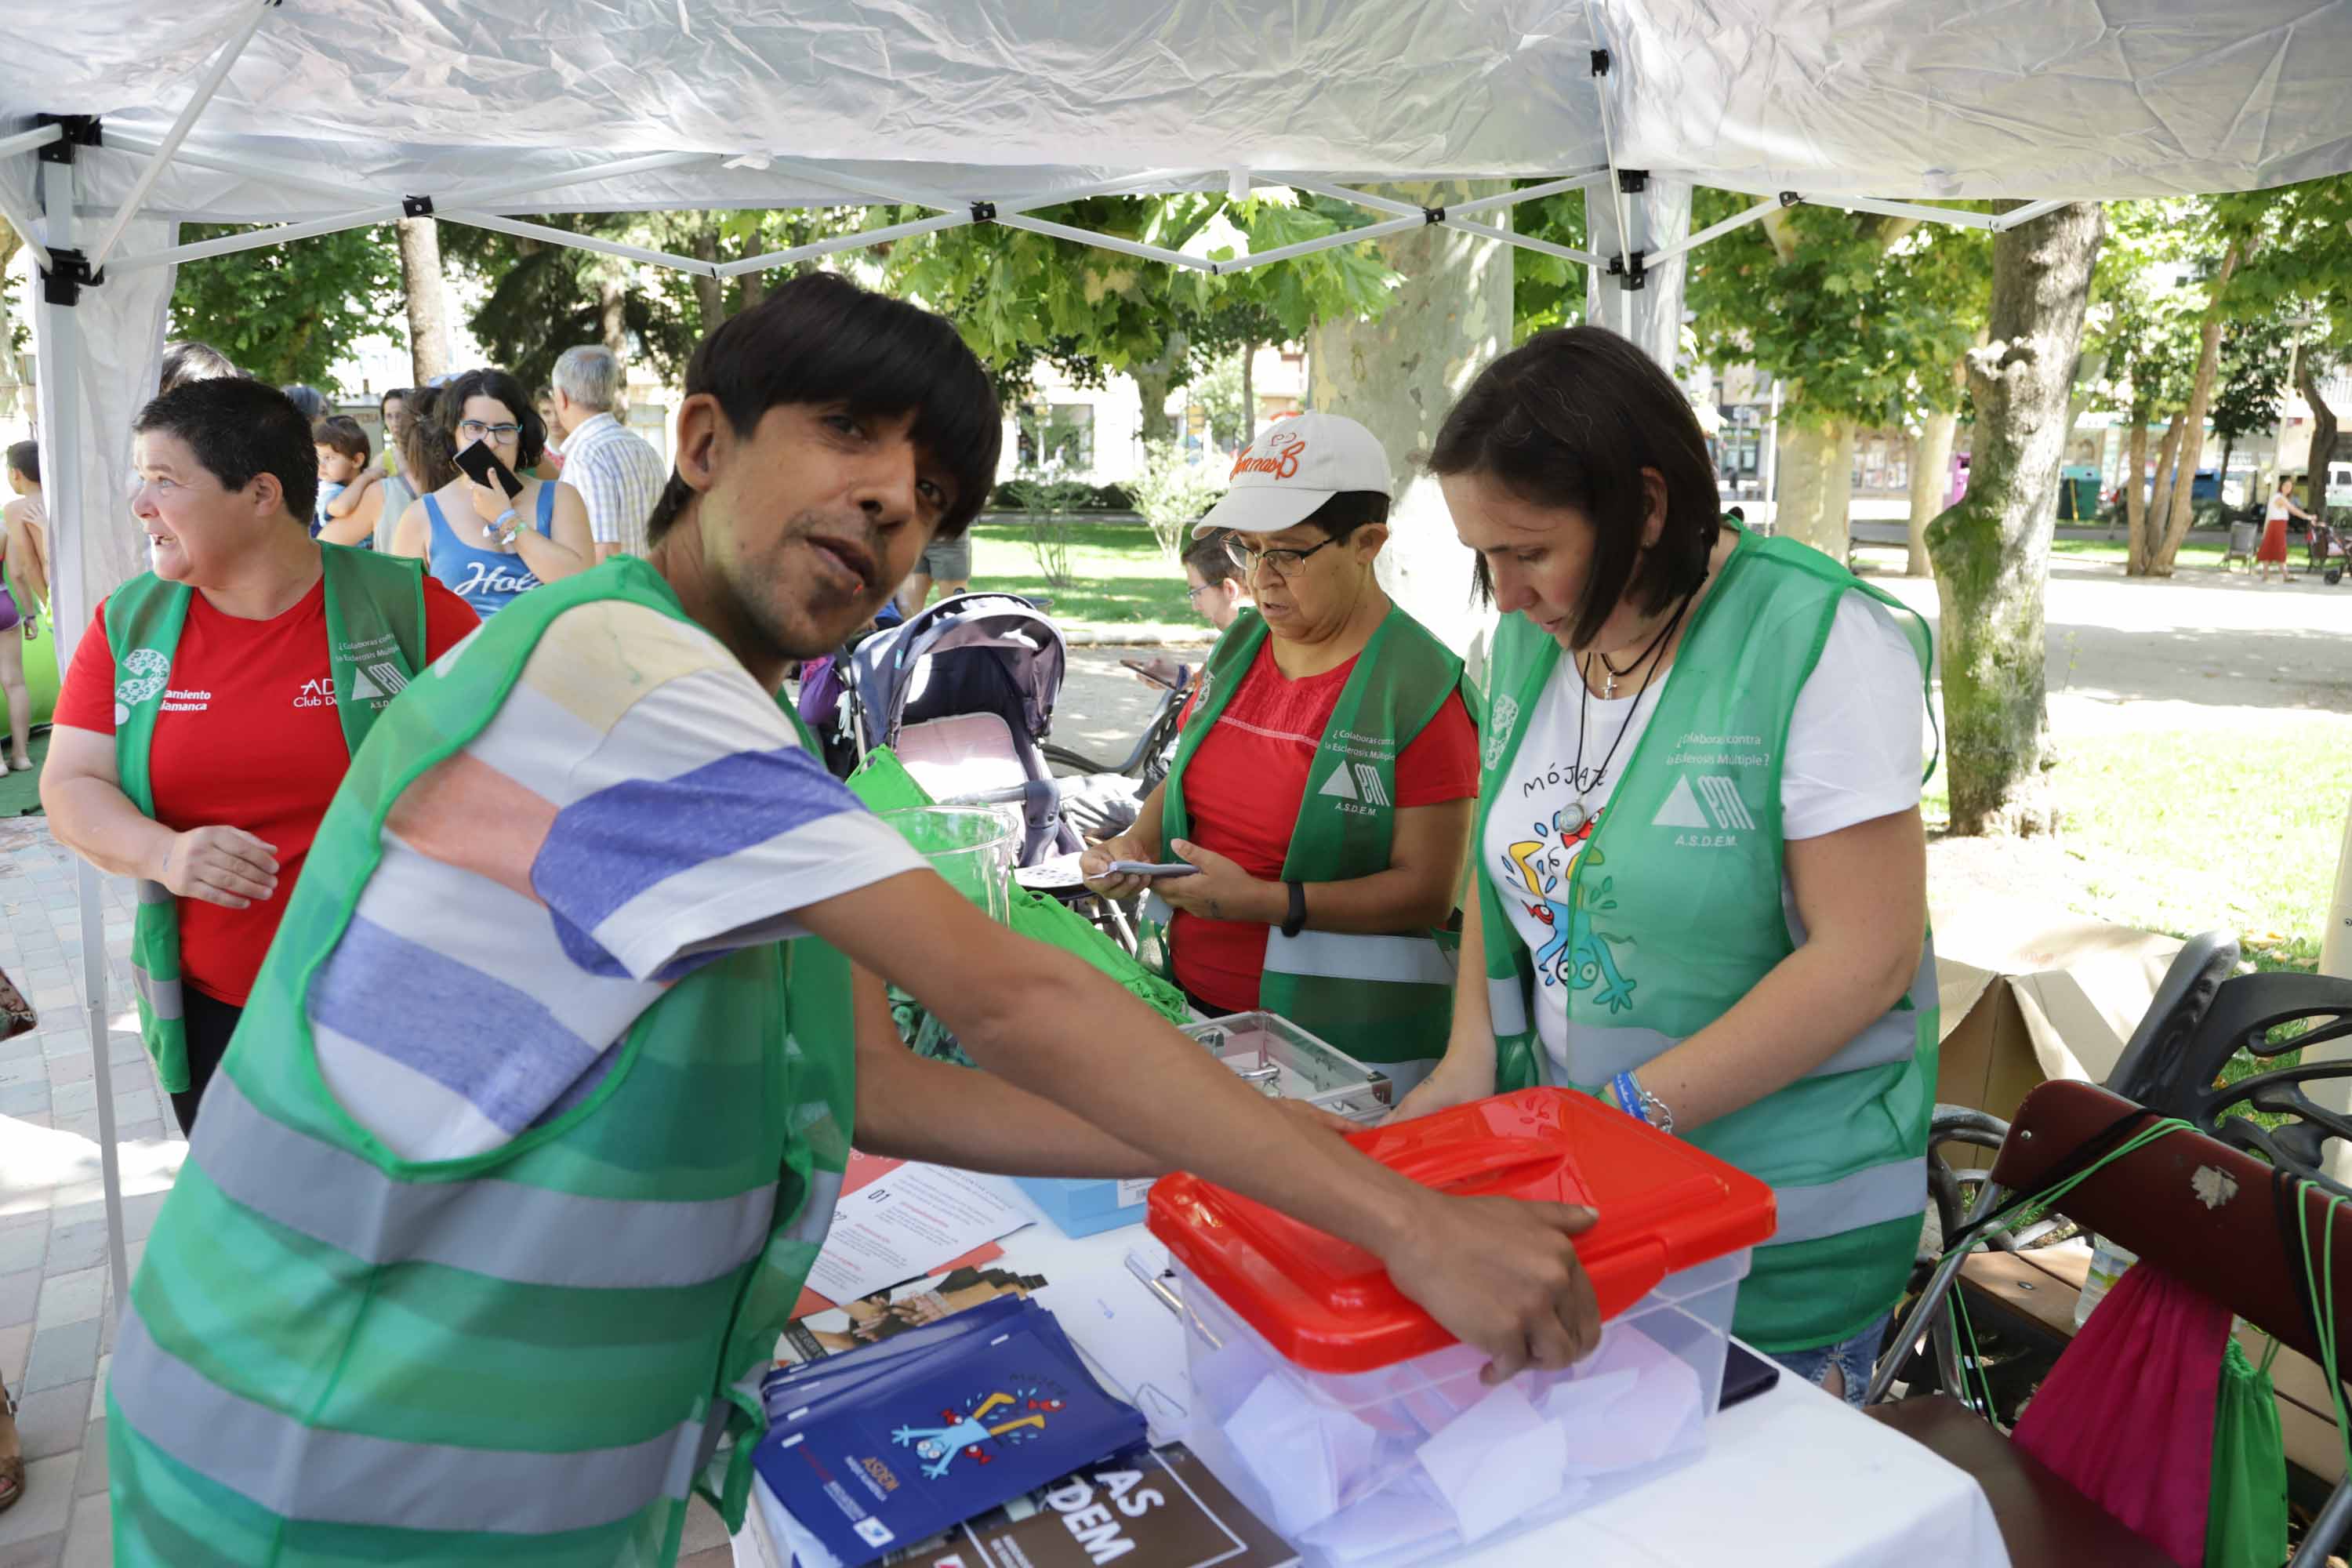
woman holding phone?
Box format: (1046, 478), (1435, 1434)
(390, 367), (593, 617)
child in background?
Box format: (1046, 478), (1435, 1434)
(311, 416), (377, 549)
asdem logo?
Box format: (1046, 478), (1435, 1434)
(1653, 775), (1755, 846)
(1318, 760), (1390, 811)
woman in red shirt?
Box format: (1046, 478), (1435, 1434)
(44, 379), (478, 1132)
(1082, 413), (1477, 1089)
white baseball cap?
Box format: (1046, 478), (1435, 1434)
(1191, 411), (1392, 539)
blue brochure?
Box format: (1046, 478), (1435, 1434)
(755, 1303), (1147, 1567)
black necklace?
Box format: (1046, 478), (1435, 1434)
(1595, 603), (1683, 698)
(1559, 587), (1698, 833)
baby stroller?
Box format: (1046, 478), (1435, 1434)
(835, 591), (1081, 869)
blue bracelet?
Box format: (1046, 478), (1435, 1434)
(1613, 1070), (1648, 1125)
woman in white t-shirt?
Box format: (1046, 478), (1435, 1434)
(1393, 326), (1938, 1405)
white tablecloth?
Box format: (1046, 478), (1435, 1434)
(734, 1181), (2011, 1568)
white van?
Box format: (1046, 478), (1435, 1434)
(2328, 461), (2352, 509)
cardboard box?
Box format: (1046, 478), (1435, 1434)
(1933, 914), (2187, 1165)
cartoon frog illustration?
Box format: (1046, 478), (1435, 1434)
(891, 1392), (1065, 1479)
(1504, 808), (1635, 1014)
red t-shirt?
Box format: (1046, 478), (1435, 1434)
(1168, 638), (1478, 1012)
(55, 575), (479, 1005)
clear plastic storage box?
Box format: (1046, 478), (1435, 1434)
(1013, 1011), (1389, 1237)
(1148, 1088), (1777, 1568)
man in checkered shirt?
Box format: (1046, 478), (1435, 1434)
(548, 344), (669, 561)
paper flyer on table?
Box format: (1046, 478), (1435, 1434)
(804, 1159), (1033, 1307)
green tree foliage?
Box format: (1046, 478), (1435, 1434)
(1687, 197), (1988, 431)
(2210, 314), (2299, 448)
(436, 216), (696, 392)
(168, 224), (402, 393)
(1509, 187), (1589, 342)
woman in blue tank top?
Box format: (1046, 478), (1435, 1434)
(389, 368), (593, 617)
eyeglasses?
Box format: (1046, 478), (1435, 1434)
(456, 420), (522, 445)
(1225, 535), (1338, 579)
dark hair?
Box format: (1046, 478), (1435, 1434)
(1428, 325), (1720, 648)
(135, 378), (318, 523)
(5, 441), (35, 485)
(279, 384), (332, 423)
(1181, 528), (1242, 588)
(402, 387), (460, 493)
(645, 271), (1001, 546)
(1295, 490), (1390, 542)
(438, 367), (547, 470)
(158, 339), (241, 396)
(379, 387), (409, 412)
(313, 416), (371, 465)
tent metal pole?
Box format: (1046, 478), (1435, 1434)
(1212, 212), (1425, 274)
(0, 181), (53, 272)
(1442, 217), (1602, 267)
(106, 203), (408, 273)
(1801, 194), (1998, 231)
(88, 0), (275, 272)
(714, 211), (971, 277)
(437, 210), (717, 276)
(1445, 169), (1611, 218)
(0, 124), (64, 162)
(1279, 180), (1425, 220)
(1647, 197), (1781, 265)
(996, 169), (1216, 213)
(436, 150), (719, 212)
(37, 154), (133, 1311)
(1992, 198), (2073, 232)
(752, 158), (965, 212)
(994, 213), (1218, 272)
(103, 128), (389, 209)
(1584, 0), (1635, 282)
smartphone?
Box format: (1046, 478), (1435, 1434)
(454, 440), (526, 501)
(1105, 860), (1199, 878)
(1120, 658), (1180, 691)
(1716, 1341), (1782, 1410)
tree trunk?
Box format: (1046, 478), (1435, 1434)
(738, 270), (771, 317)
(2219, 435), (2236, 507)
(2131, 410), (2186, 575)
(1907, 408), (1959, 576)
(396, 216), (453, 385)
(2301, 349), (2339, 520)
(1773, 417), (1857, 561)
(2122, 409), (2149, 546)
(1926, 200), (2104, 839)
(1310, 181), (1514, 655)
(2153, 241), (2244, 573)
(1132, 330), (1187, 445)
(1239, 339), (1257, 449)
(688, 228), (724, 330)
(599, 278), (627, 357)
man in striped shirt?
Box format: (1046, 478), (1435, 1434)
(111, 275), (1604, 1566)
(550, 343), (669, 561)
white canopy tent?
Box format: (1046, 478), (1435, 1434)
(5, 0), (2351, 1302)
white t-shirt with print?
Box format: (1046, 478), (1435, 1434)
(1483, 593), (1929, 1070)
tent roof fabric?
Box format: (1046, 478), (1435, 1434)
(6, 0), (2350, 230)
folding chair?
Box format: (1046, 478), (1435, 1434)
(1866, 1080), (2352, 1567)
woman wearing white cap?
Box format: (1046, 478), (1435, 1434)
(1397, 326), (1939, 1404)
(1083, 412), (1479, 1090)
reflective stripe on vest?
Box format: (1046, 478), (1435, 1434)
(1261, 928), (1456, 988)
(112, 1309), (702, 1534)
(198, 1073), (777, 1289)
(1487, 975), (1530, 1040)
(1559, 943), (1937, 1085)
(1766, 1156), (1929, 1247)
(129, 960), (182, 1025)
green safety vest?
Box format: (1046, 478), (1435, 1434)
(1475, 523), (1940, 1352)
(1153, 603), (1468, 1087)
(108, 556), (860, 1566)
(108, 544), (429, 1093)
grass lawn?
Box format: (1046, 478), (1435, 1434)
(2048, 537), (2230, 568)
(963, 518), (1199, 640)
(1925, 722), (2352, 975)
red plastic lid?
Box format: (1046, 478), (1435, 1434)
(1146, 1088), (1777, 1374)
